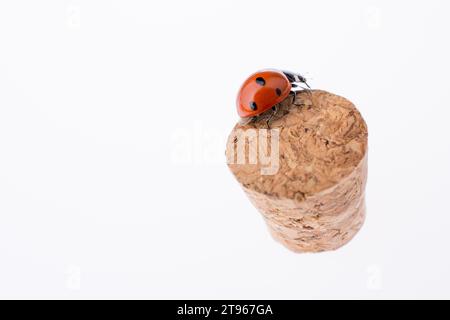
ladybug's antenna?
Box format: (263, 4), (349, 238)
(303, 81), (311, 89)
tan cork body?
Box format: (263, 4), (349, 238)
(226, 90), (368, 253)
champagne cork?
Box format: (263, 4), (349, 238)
(226, 90), (368, 253)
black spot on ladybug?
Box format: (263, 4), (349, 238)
(249, 101), (257, 111)
(255, 77), (265, 86)
(276, 88), (282, 96)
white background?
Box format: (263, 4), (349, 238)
(0, 0), (449, 299)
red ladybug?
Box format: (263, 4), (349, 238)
(236, 69), (309, 119)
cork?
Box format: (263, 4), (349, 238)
(226, 90), (368, 253)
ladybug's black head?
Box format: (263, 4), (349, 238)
(282, 71), (296, 83)
(282, 70), (307, 84)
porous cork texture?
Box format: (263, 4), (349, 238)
(226, 90), (368, 253)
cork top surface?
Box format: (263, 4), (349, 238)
(226, 90), (368, 200)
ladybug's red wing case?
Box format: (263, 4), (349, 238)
(236, 70), (291, 118)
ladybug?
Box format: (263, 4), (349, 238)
(236, 69), (310, 124)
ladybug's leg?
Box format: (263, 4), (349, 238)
(290, 87), (310, 106)
(292, 83), (312, 100)
(266, 106), (278, 129)
(290, 90), (297, 104)
(290, 87), (307, 104)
